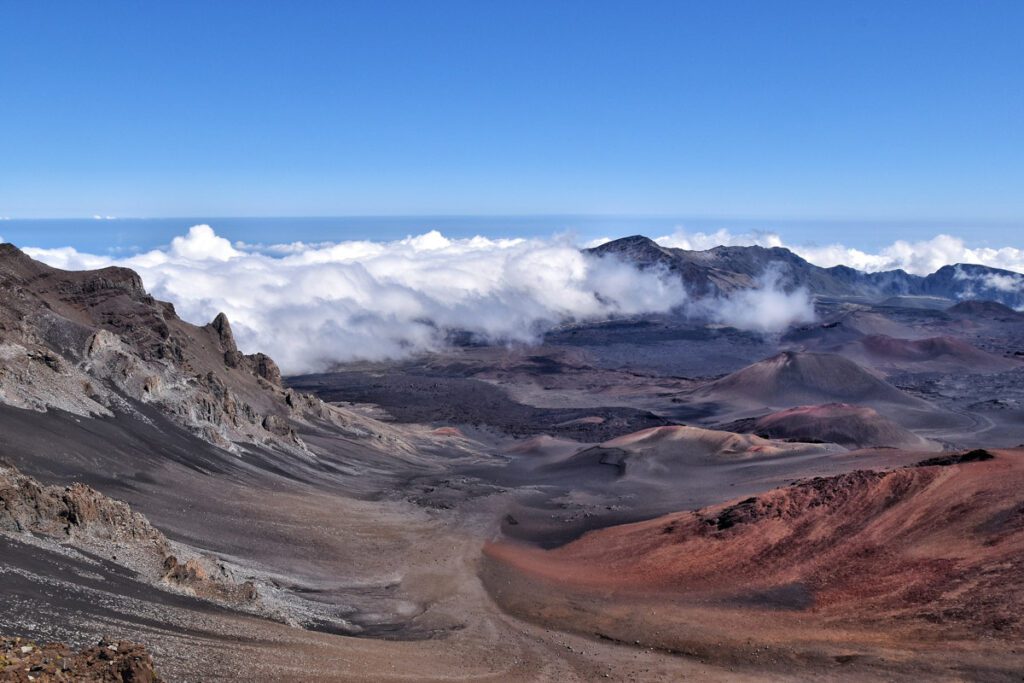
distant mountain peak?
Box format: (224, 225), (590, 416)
(589, 235), (673, 261)
(604, 234), (659, 247)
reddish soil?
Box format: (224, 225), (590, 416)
(484, 449), (1024, 677)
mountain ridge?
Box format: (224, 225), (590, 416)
(589, 235), (1024, 307)
(0, 241), (354, 452)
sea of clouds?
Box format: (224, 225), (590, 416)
(25, 226), (695, 372)
(19, 225), (1023, 372)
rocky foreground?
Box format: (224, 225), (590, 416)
(0, 637), (160, 682)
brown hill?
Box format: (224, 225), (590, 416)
(489, 449), (1024, 626)
(847, 334), (1020, 374)
(724, 403), (935, 450)
(544, 425), (842, 483)
(946, 299), (1024, 320)
(784, 310), (922, 349)
(688, 351), (925, 411)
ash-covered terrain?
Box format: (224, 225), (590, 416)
(2, 236), (1024, 681)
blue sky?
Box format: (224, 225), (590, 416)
(1, 1), (1022, 231)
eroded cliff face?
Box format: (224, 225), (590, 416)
(0, 243), (365, 454)
(0, 462), (257, 605)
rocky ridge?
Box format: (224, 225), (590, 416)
(589, 235), (1024, 307)
(0, 243), (394, 454)
(0, 462), (257, 606)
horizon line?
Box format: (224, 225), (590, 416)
(3, 213), (1024, 225)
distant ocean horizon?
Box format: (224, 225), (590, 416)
(1, 215), (1021, 254)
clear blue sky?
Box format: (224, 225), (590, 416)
(1, 1), (1022, 224)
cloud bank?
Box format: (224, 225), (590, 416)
(22, 224), (1023, 372)
(26, 226), (692, 372)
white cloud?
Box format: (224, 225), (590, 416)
(23, 246), (114, 271)
(170, 224), (241, 261)
(973, 272), (1021, 292)
(25, 227), (689, 372)
(951, 266), (1024, 299)
(692, 264), (816, 334)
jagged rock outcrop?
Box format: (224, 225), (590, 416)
(250, 352), (282, 385)
(0, 243), (342, 453)
(0, 464), (167, 550)
(0, 462), (257, 605)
